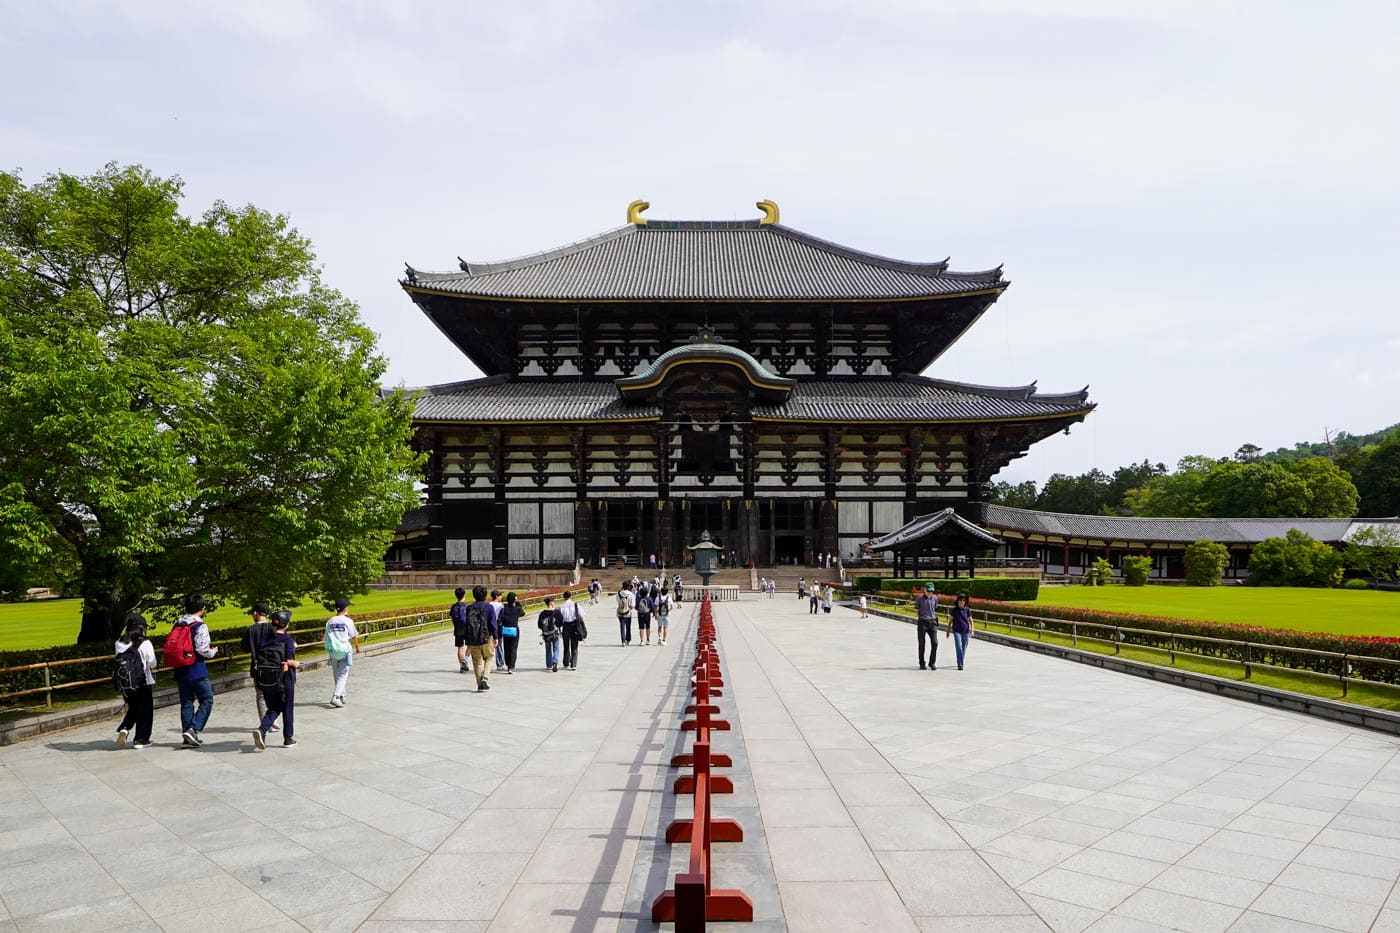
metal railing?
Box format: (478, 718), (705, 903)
(863, 595), (1400, 698)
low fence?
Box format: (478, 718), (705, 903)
(0, 593), (563, 712)
(651, 594), (753, 930)
(864, 595), (1400, 699)
(693, 585), (741, 602)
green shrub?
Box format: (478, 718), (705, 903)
(1342, 578), (1371, 590)
(1184, 540), (1229, 586)
(1122, 555), (1153, 586)
(875, 578), (1039, 601)
(1090, 558), (1112, 586)
(1248, 530), (1344, 587)
(971, 599), (1400, 683)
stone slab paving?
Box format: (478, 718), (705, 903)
(4, 593), (1400, 932)
(729, 594), (1400, 932)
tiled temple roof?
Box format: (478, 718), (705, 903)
(404, 220), (1006, 301)
(977, 503), (1400, 544)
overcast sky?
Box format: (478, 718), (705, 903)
(5, 0), (1398, 484)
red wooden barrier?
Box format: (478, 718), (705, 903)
(652, 595), (753, 929)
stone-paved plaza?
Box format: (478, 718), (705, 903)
(3, 595), (1400, 932)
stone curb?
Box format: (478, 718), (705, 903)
(0, 628), (447, 746)
(862, 605), (1400, 737)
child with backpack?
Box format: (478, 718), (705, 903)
(538, 594), (562, 672)
(450, 587), (470, 673)
(636, 590), (653, 645)
(167, 593), (219, 747)
(252, 610), (299, 749)
(616, 582), (635, 646)
(114, 613), (157, 748)
(654, 588), (671, 647)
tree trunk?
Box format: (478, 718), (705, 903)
(75, 556), (139, 644)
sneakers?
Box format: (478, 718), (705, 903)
(131, 741), (151, 749)
(268, 723), (279, 732)
(507, 669), (515, 675)
(116, 728), (129, 746)
(477, 681), (491, 692)
(282, 739), (297, 748)
(252, 729), (266, 751)
(330, 696), (345, 708)
(182, 729), (202, 747)
(919, 664), (926, 670)
(459, 662), (471, 673)
(570, 665), (577, 671)
(551, 664), (558, 672)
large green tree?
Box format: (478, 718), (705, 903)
(0, 164), (421, 643)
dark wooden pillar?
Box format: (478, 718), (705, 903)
(659, 500), (675, 566)
(803, 499), (815, 565)
(1062, 539), (1071, 575)
(422, 429), (447, 564)
(575, 501), (594, 567)
(489, 428), (507, 566)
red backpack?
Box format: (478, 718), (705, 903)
(164, 622), (196, 668)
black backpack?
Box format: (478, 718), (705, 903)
(464, 603), (491, 646)
(253, 637), (287, 690)
(114, 640), (145, 692)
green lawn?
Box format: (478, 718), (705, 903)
(1031, 586), (1400, 638)
(0, 590), (465, 651)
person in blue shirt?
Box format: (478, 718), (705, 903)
(946, 593), (973, 670)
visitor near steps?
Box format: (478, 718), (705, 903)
(324, 597), (361, 707)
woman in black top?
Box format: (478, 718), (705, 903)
(500, 592), (526, 673)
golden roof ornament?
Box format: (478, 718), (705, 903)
(756, 199), (779, 224)
(627, 199), (650, 224)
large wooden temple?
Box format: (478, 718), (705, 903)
(392, 200), (1094, 569)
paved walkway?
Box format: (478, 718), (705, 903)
(2, 596), (1399, 932)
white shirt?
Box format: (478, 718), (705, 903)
(115, 637), (158, 686)
(557, 599), (581, 623)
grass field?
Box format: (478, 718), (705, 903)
(0, 590), (465, 651)
(1032, 586), (1400, 638)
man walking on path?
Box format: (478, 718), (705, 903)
(252, 610), (299, 749)
(171, 593), (219, 747)
(557, 590), (585, 670)
(490, 589), (507, 672)
(450, 587), (471, 673)
(464, 585), (496, 690)
(324, 598), (361, 707)
(915, 584), (939, 670)
(616, 581), (635, 646)
(242, 603), (275, 725)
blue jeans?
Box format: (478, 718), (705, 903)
(544, 637), (559, 669)
(495, 638), (506, 669)
(953, 631), (970, 668)
(177, 676), (214, 733)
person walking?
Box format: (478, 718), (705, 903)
(252, 610), (299, 749)
(491, 589), (507, 672)
(915, 584), (939, 670)
(673, 573), (683, 603)
(798, 577), (806, 599)
(168, 593), (218, 747)
(655, 587), (671, 646)
(822, 584), (834, 614)
(616, 581), (635, 646)
(450, 587), (471, 674)
(558, 590), (586, 670)
(324, 598), (361, 707)
(589, 578), (602, 605)
(636, 587), (654, 645)
(463, 585), (495, 690)
(946, 592), (973, 670)
(808, 583), (820, 614)
(858, 592), (868, 618)
(241, 603), (276, 727)
(538, 595), (562, 672)
(499, 592), (525, 673)
(114, 613), (157, 748)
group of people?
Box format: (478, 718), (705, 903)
(450, 586), (591, 690)
(756, 577), (778, 597)
(913, 585), (974, 670)
(807, 583), (836, 614)
(112, 593), (362, 751)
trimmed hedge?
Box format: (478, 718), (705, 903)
(862, 577), (1038, 601)
(974, 600), (1400, 684)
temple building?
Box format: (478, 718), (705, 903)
(391, 200), (1094, 569)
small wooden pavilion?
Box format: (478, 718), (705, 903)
(868, 508), (1003, 578)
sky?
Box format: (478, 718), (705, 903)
(4, 0), (1398, 485)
